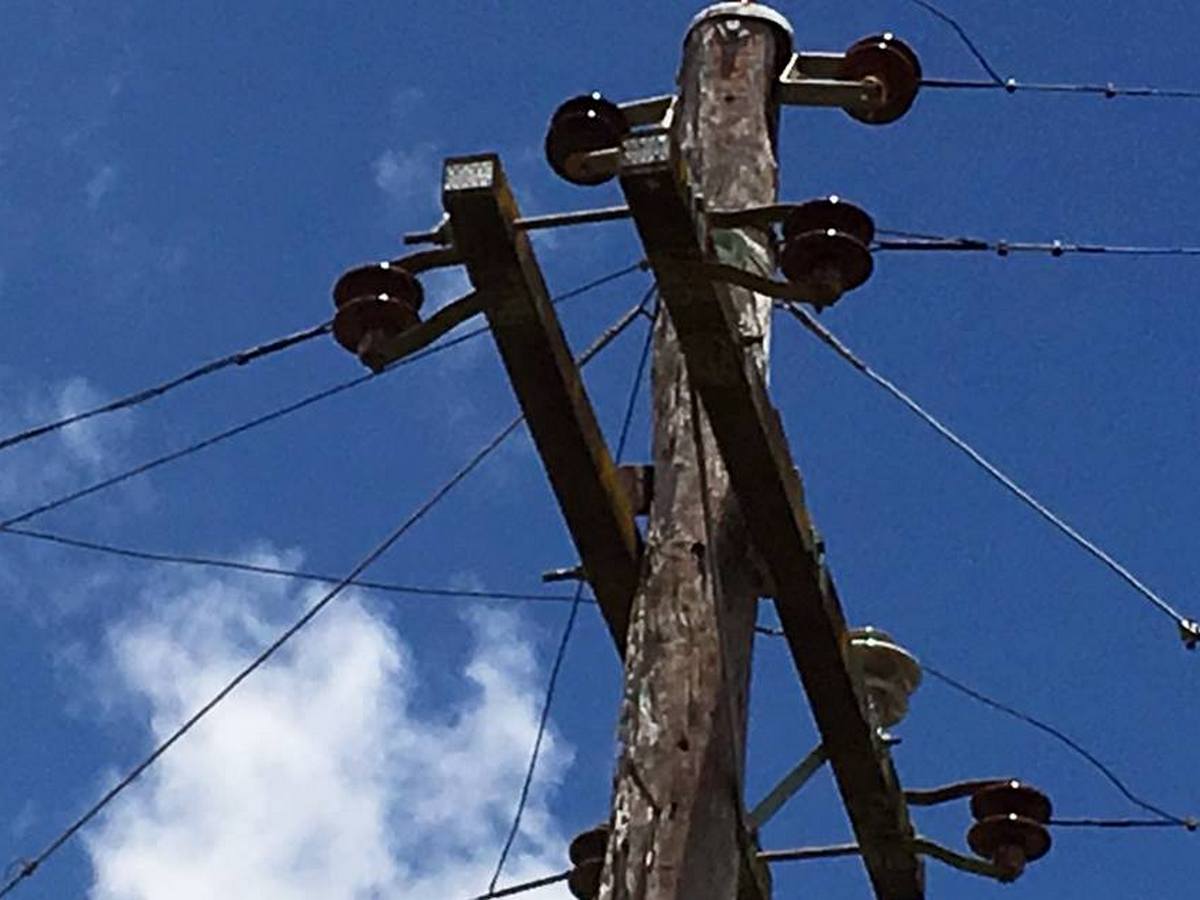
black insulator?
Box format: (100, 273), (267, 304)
(545, 93), (629, 186)
(782, 196), (876, 246)
(333, 262), (424, 311)
(971, 781), (1053, 824)
(779, 228), (874, 310)
(841, 32), (922, 125)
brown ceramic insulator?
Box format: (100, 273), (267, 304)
(971, 781), (1053, 824)
(332, 262), (424, 312)
(567, 858), (603, 900)
(331, 296), (420, 361)
(782, 196), (876, 247)
(968, 813), (1053, 872)
(568, 825), (610, 866)
(779, 229), (874, 309)
(545, 93), (629, 186)
(840, 32), (922, 125)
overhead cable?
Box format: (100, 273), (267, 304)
(875, 230), (1200, 258)
(903, 0), (1002, 84)
(922, 663), (1198, 831)
(3, 526), (582, 605)
(753, 624), (1196, 832)
(487, 287), (658, 894)
(0, 293), (649, 899)
(0, 261), (648, 533)
(904, 0), (1200, 101)
(0, 322), (331, 456)
(921, 76), (1200, 101)
(778, 302), (1200, 650)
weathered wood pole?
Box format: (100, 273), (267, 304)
(600, 5), (790, 899)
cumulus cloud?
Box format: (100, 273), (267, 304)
(373, 146), (439, 210)
(0, 375), (134, 510)
(84, 558), (573, 900)
(86, 163), (119, 210)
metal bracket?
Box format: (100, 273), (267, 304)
(354, 289), (487, 372)
(780, 53), (884, 111)
(905, 779), (1012, 808)
(759, 837), (1013, 883)
(618, 94), (676, 128)
(748, 744), (829, 830)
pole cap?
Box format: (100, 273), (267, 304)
(686, 3), (794, 70)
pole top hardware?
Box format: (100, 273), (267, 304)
(686, 3), (794, 60)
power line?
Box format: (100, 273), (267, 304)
(1049, 818), (1193, 830)
(3, 525), (583, 605)
(903, 0), (1002, 84)
(487, 287), (657, 894)
(467, 870), (570, 900)
(777, 302), (1200, 650)
(0, 321), (330, 456)
(921, 76), (1200, 101)
(904, 0), (1200, 101)
(875, 231), (1200, 258)
(752, 623), (1197, 833)
(921, 663), (1198, 831)
(0, 417), (525, 899)
(0, 294), (649, 899)
(0, 261), (648, 534)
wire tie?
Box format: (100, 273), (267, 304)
(1105, 82), (1118, 99)
(1005, 77), (1018, 94)
(1185, 817), (1198, 832)
(1051, 240), (1064, 257)
(996, 241), (1010, 257)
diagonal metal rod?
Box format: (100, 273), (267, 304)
(748, 744), (829, 830)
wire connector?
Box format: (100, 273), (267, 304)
(1179, 618), (1200, 650)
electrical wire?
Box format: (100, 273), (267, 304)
(904, 0), (1200, 101)
(777, 302), (1200, 649)
(0, 321), (331, 456)
(1049, 818), (1193, 830)
(874, 231), (1200, 258)
(486, 287), (657, 894)
(3, 525), (584, 605)
(921, 76), (1200, 101)
(0, 416), (525, 899)
(0, 261), (649, 534)
(752, 623), (1197, 832)
(921, 664), (1198, 831)
(903, 0), (1002, 84)
(0, 293), (650, 900)
(468, 870), (570, 900)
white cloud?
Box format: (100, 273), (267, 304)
(86, 163), (119, 209)
(84, 559), (574, 900)
(373, 145), (439, 210)
(0, 375), (135, 511)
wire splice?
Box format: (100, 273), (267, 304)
(0, 321), (331, 456)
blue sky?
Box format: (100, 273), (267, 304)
(1, 1), (1197, 898)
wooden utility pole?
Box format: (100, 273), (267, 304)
(600, 7), (789, 899)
